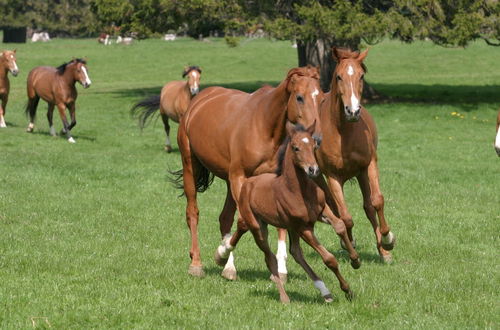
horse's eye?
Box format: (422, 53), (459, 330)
(292, 145), (300, 152)
(336, 75), (342, 81)
(296, 95), (304, 104)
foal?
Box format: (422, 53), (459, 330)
(0, 50), (19, 127)
(131, 66), (201, 152)
(215, 122), (359, 303)
(25, 58), (91, 143)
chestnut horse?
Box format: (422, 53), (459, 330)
(131, 66), (202, 152)
(309, 48), (396, 262)
(215, 122), (358, 303)
(495, 110), (500, 156)
(174, 66), (323, 279)
(0, 50), (19, 128)
(25, 58), (91, 143)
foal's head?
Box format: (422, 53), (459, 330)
(0, 50), (19, 76)
(58, 58), (91, 88)
(183, 66), (202, 95)
(285, 66), (323, 137)
(332, 47), (368, 122)
(284, 121), (320, 178)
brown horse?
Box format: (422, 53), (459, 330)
(0, 50), (19, 128)
(214, 122), (358, 303)
(310, 47), (396, 262)
(495, 110), (500, 156)
(175, 66), (323, 279)
(25, 58), (91, 143)
(131, 66), (202, 152)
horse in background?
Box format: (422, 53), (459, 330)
(31, 32), (50, 42)
(98, 33), (111, 45)
(25, 58), (92, 143)
(173, 66), (323, 279)
(0, 50), (19, 128)
(131, 66), (202, 152)
(495, 110), (500, 156)
(215, 122), (358, 303)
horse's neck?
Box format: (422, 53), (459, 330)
(258, 80), (289, 144)
(0, 63), (7, 79)
(324, 84), (345, 131)
(60, 67), (76, 85)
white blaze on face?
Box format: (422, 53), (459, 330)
(10, 55), (18, 72)
(81, 66), (91, 85)
(190, 71), (199, 90)
(311, 88), (319, 107)
(350, 81), (360, 111)
(495, 126), (500, 152)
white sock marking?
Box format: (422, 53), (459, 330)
(314, 280), (331, 297)
(222, 252), (235, 272)
(165, 136), (171, 147)
(68, 137), (76, 143)
(495, 128), (500, 153)
(28, 123), (34, 129)
(381, 231), (394, 245)
(276, 240), (288, 274)
(0, 116), (6, 128)
(82, 66), (91, 86)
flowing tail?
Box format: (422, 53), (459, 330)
(130, 95), (161, 129)
(25, 96), (40, 121)
(168, 163), (215, 195)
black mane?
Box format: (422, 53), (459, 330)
(56, 58), (86, 75)
(275, 124), (307, 176)
(182, 65), (202, 78)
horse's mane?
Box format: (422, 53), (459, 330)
(286, 65), (320, 81)
(56, 58), (86, 75)
(275, 124), (307, 176)
(182, 65), (202, 77)
(333, 48), (368, 73)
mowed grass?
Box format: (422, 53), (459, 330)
(0, 37), (498, 328)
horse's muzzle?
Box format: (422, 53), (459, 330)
(305, 165), (320, 178)
(190, 87), (199, 95)
(82, 82), (91, 89)
(10, 70), (18, 77)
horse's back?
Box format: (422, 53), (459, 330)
(28, 66), (56, 88)
(160, 80), (190, 122)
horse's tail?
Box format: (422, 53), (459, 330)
(168, 162), (215, 195)
(130, 94), (161, 129)
(25, 96), (40, 121)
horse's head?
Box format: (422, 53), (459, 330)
(285, 66), (323, 141)
(286, 121), (320, 178)
(332, 47), (368, 122)
(0, 50), (19, 77)
(72, 59), (91, 89)
(183, 66), (202, 95)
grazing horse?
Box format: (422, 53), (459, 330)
(25, 58), (91, 143)
(0, 50), (19, 128)
(98, 33), (111, 45)
(215, 122), (358, 303)
(175, 66), (323, 279)
(495, 110), (500, 156)
(310, 47), (396, 262)
(131, 66), (202, 152)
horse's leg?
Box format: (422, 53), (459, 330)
(178, 124), (203, 277)
(57, 103), (75, 143)
(217, 182), (238, 280)
(273, 228), (288, 282)
(298, 228), (353, 300)
(67, 102), (77, 131)
(325, 176), (356, 248)
(357, 162), (395, 263)
(26, 95), (40, 133)
(160, 113), (172, 153)
(0, 96), (8, 128)
(322, 204), (361, 269)
(47, 103), (56, 136)
(287, 230), (334, 302)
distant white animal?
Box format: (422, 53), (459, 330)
(164, 34), (176, 41)
(31, 32), (50, 42)
(98, 33), (111, 45)
(116, 36), (133, 45)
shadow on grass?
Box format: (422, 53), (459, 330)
(30, 130), (97, 142)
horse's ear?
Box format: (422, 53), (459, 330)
(0, 52), (3, 57)
(306, 120), (316, 136)
(357, 48), (369, 62)
(13, 49), (16, 53)
(285, 121), (295, 137)
(332, 47), (340, 62)
(182, 67), (189, 77)
(197, 67), (202, 74)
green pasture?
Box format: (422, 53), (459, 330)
(0, 37), (498, 328)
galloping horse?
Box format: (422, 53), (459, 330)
(0, 50), (19, 128)
(131, 66), (202, 152)
(215, 122), (358, 303)
(175, 66), (323, 279)
(495, 110), (500, 156)
(312, 47), (395, 262)
(25, 58), (91, 143)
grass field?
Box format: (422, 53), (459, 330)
(0, 37), (498, 328)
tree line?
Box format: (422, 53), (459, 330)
(1, 0), (498, 91)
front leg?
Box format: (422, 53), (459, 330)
(67, 102), (77, 131)
(57, 103), (75, 143)
(325, 175), (356, 247)
(0, 96), (8, 128)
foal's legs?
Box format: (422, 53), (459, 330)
(0, 96), (8, 128)
(57, 103), (75, 143)
(297, 228), (353, 300)
(274, 228), (288, 282)
(26, 95), (40, 132)
(178, 124), (203, 276)
(47, 104), (56, 136)
(357, 161), (395, 263)
(161, 113), (172, 152)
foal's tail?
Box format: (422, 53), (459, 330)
(130, 95), (161, 129)
(168, 163), (215, 195)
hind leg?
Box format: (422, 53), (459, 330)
(271, 228), (288, 283)
(0, 96), (8, 128)
(217, 183), (239, 280)
(47, 104), (56, 136)
(26, 95), (40, 132)
(358, 162), (395, 263)
(161, 113), (172, 152)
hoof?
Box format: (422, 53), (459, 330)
(345, 290), (354, 301)
(214, 249), (228, 267)
(188, 265), (205, 277)
(68, 137), (76, 144)
(323, 294), (334, 303)
(165, 145), (173, 153)
(381, 232), (395, 251)
(280, 295), (290, 304)
(270, 273), (287, 284)
(221, 267), (237, 281)
(0, 123), (6, 128)
(351, 258), (361, 269)
(380, 253), (393, 264)
(340, 238), (356, 250)
(26, 127), (34, 133)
